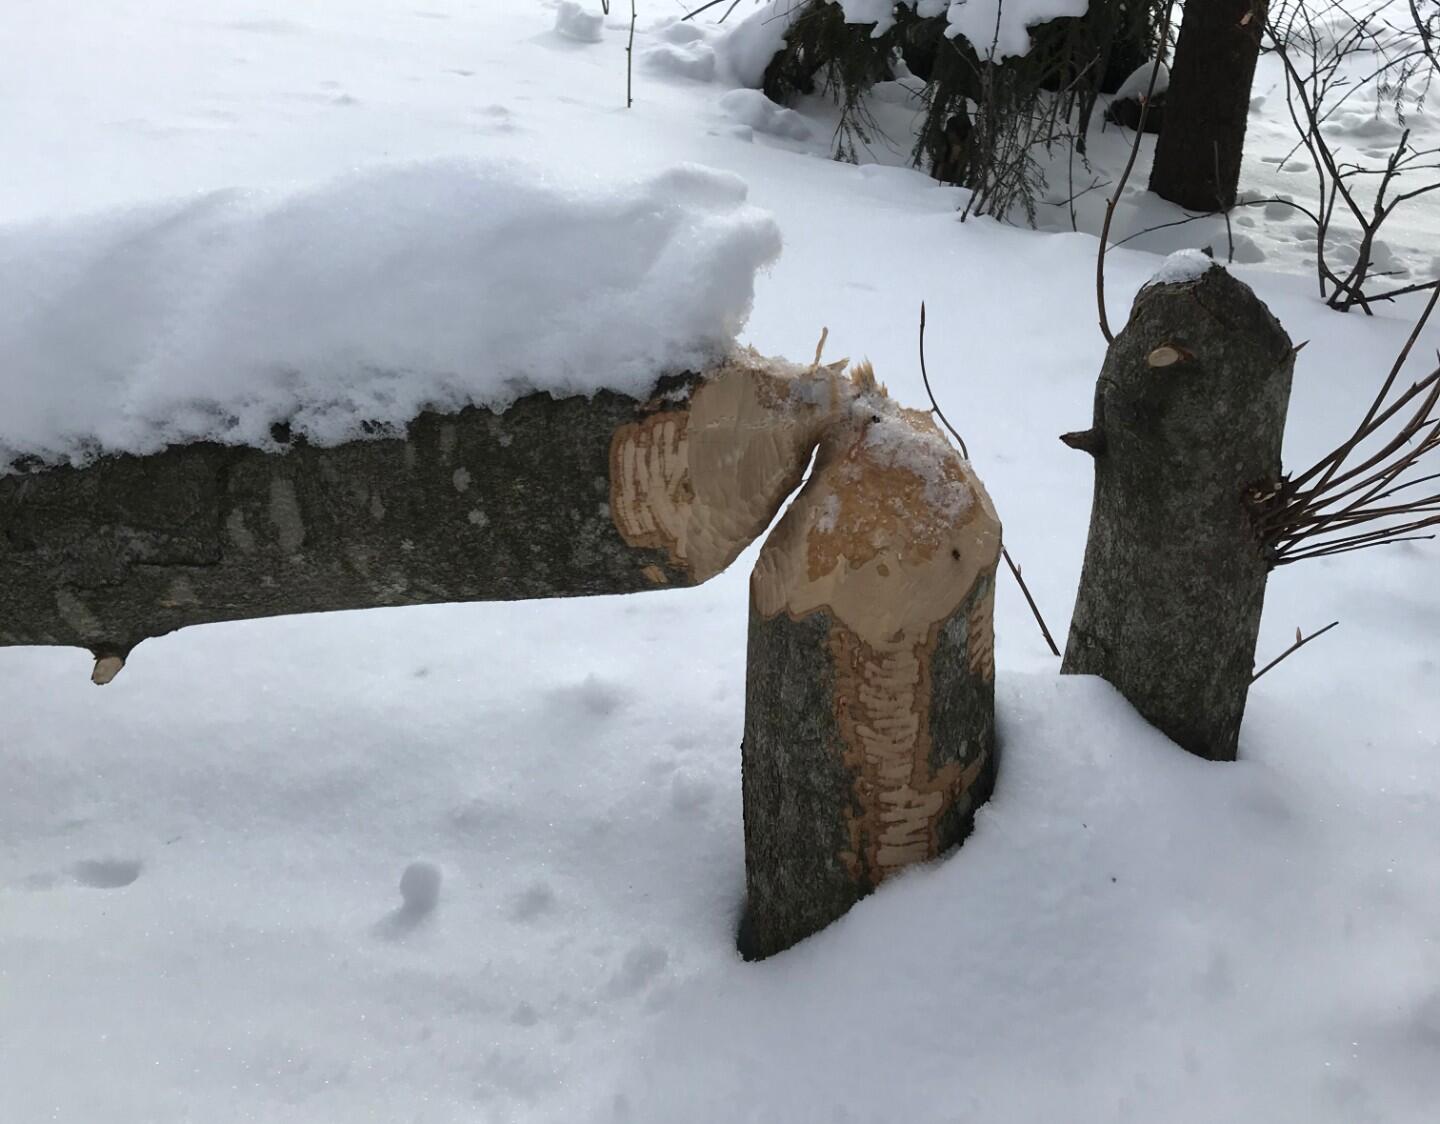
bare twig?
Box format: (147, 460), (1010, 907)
(919, 303), (1061, 656)
(681, 0), (733, 21)
(1268, 1), (1440, 310)
(1260, 276), (1440, 565)
(919, 302), (968, 460)
(1000, 549), (1062, 657)
(1097, 2), (1174, 342)
(1250, 620), (1340, 682)
(1216, 143), (1235, 262)
(1285, 285), (1439, 494)
(627, 0), (638, 109)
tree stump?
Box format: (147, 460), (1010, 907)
(1061, 263), (1295, 761)
(739, 371), (1002, 959)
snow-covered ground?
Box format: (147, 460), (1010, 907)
(2, 3), (1438, 1122)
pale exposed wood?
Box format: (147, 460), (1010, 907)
(740, 377), (1001, 959)
(610, 351), (847, 583)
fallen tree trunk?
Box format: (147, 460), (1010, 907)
(740, 367), (1002, 960)
(1061, 263), (1294, 761)
(0, 352), (836, 679)
(2, 350), (1002, 955)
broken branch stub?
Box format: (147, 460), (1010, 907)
(740, 373), (1002, 960)
(1061, 264), (1295, 762)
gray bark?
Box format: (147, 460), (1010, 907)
(1061, 264), (1294, 761)
(0, 386), (691, 664)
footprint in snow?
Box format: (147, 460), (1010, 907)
(607, 943), (668, 998)
(373, 860), (443, 940)
(72, 858), (142, 889)
(670, 769), (715, 812)
(544, 673), (629, 718)
(509, 881), (557, 922)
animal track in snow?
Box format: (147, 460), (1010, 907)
(373, 861), (442, 939)
(544, 674), (629, 718)
(72, 858), (142, 889)
(509, 881), (557, 922)
(607, 943), (668, 998)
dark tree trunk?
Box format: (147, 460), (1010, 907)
(1061, 264), (1294, 761)
(739, 395), (1002, 959)
(1149, 0), (1266, 211)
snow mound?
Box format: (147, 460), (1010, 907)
(1112, 58), (1170, 102)
(643, 41), (718, 82)
(719, 89), (814, 141)
(553, 1), (604, 43)
(944, 0), (1090, 61)
(836, 0), (910, 36)
(717, 1), (803, 88)
(0, 160), (782, 471)
(1148, 248), (1217, 286)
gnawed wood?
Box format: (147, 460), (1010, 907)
(609, 351), (846, 583)
(739, 378), (1002, 960)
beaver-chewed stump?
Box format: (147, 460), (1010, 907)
(739, 367), (1002, 960)
(1, 350), (1003, 958)
(1061, 262), (1295, 762)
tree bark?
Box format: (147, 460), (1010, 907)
(0, 352), (835, 677)
(1148, 0), (1266, 211)
(739, 379), (1002, 959)
(1061, 264), (1294, 761)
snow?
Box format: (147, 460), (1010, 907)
(728, 1), (1092, 58)
(2, 2), (1439, 1122)
(1113, 58), (1171, 102)
(944, 0), (1091, 61)
(642, 39), (718, 83)
(718, 88), (814, 141)
(716, 1), (801, 88)
(0, 160), (780, 470)
(1149, 248), (1218, 285)
(862, 401), (976, 518)
(554, 1), (605, 44)
(836, 0), (908, 36)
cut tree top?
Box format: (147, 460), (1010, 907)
(0, 160), (781, 471)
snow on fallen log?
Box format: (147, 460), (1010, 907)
(0, 159), (780, 471)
